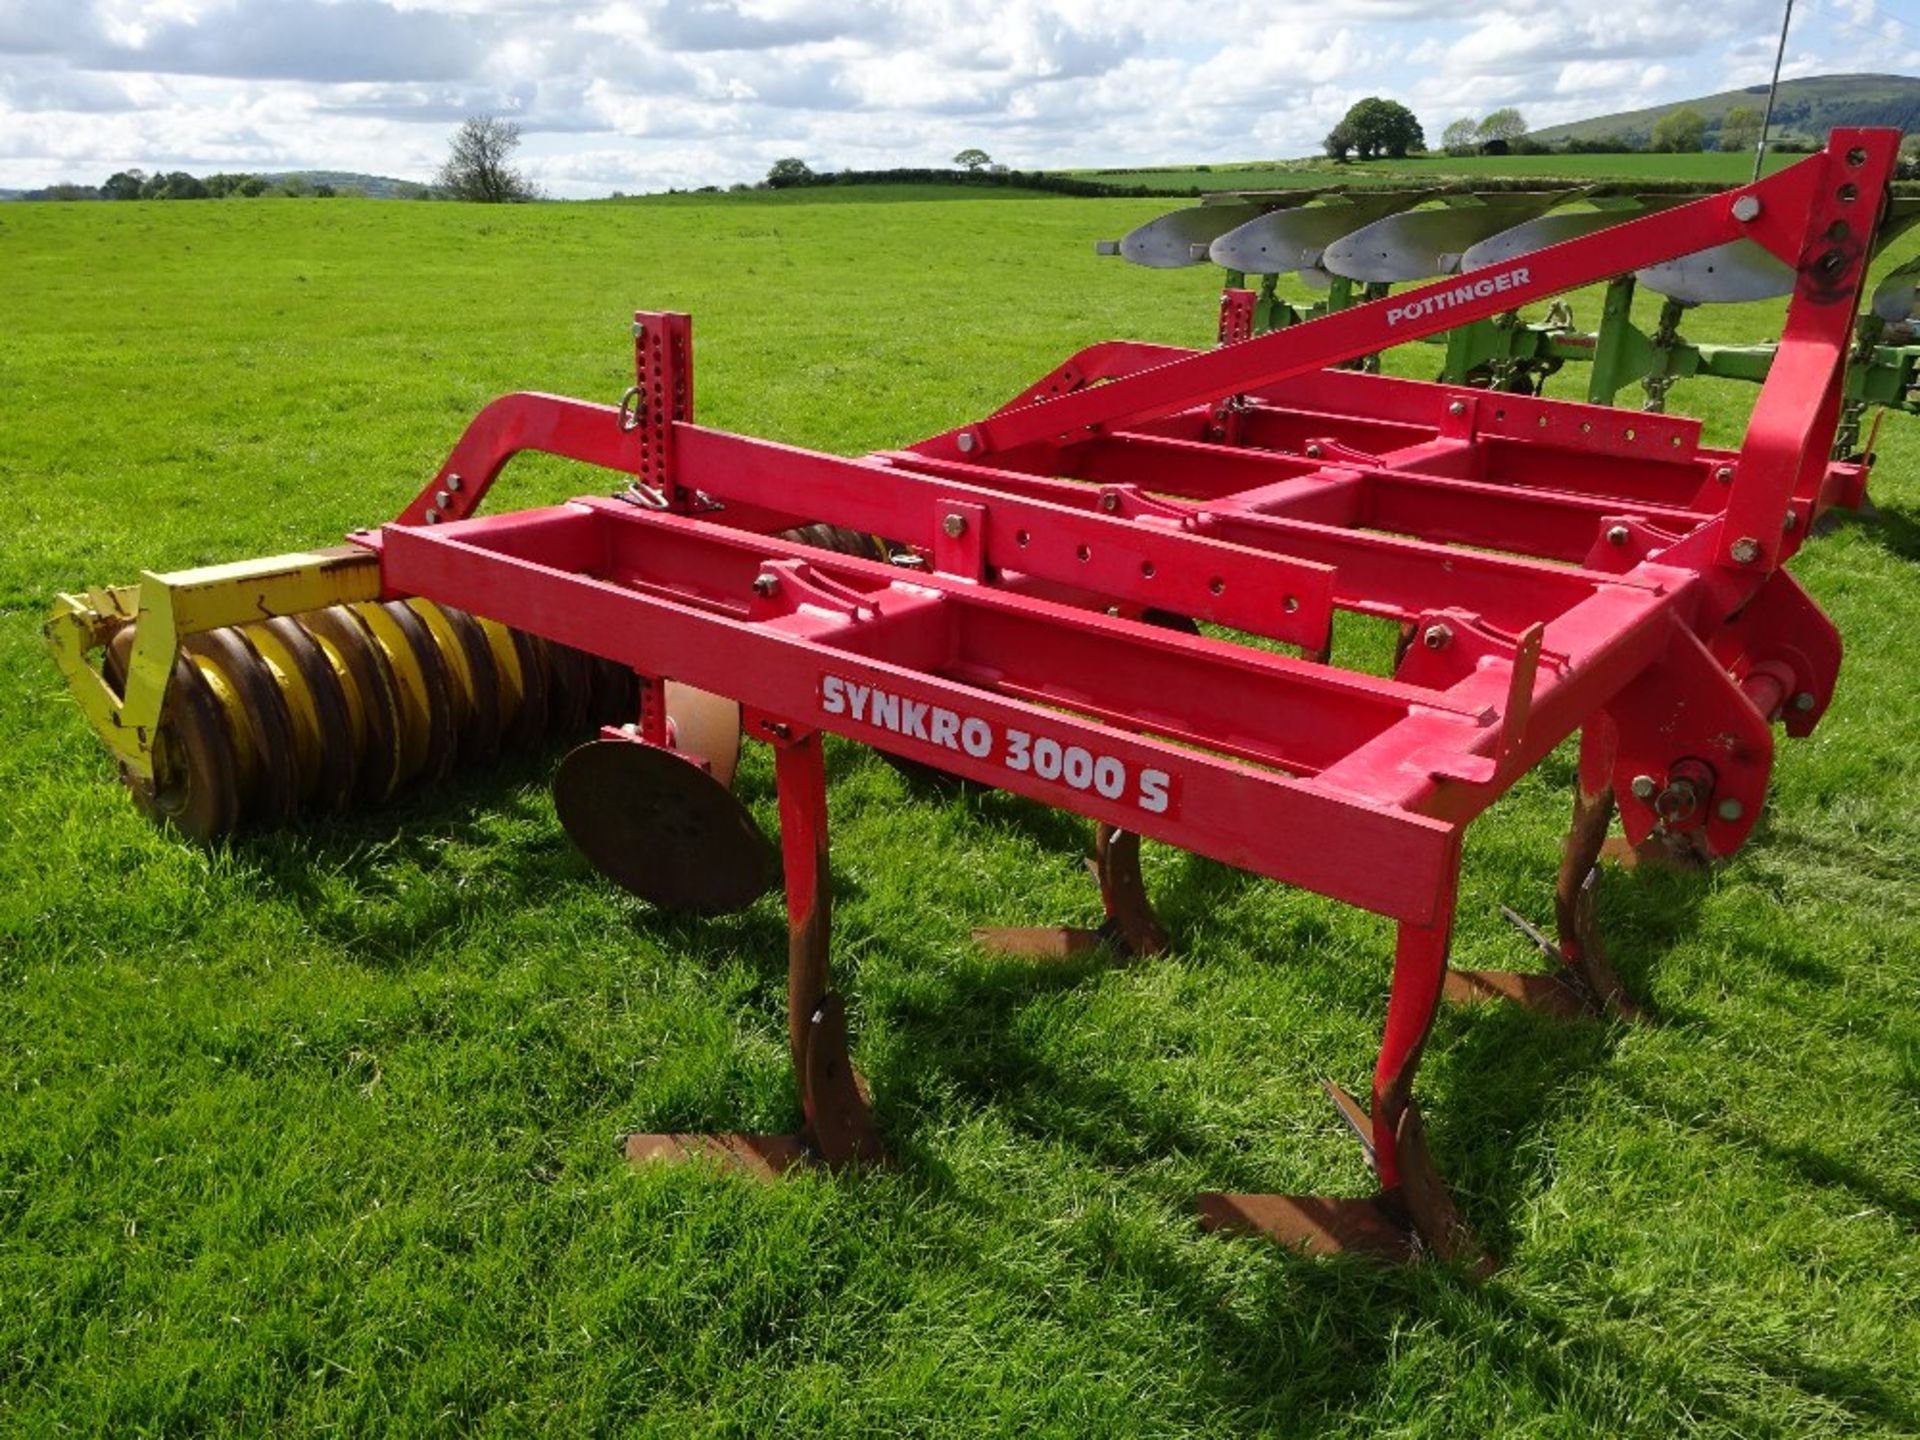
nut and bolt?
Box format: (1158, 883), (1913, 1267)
(751, 573), (781, 597)
(1099, 492), (1121, 513)
(1731, 195), (1761, 222)
(445, 473), (462, 492)
(424, 508), (442, 524)
(941, 513), (968, 538)
(1716, 798), (1745, 822)
(1792, 691), (1817, 712)
(1783, 510), (1799, 533)
(1421, 623), (1453, 650)
(1606, 524), (1631, 547)
(1305, 443), (1324, 459)
(1730, 536), (1762, 564)
(956, 432), (979, 454)
(1447, 400), (1467, 416)
(1630, 774), (1658, 801)
(1715, 465), (1734, 484)
(435, 489), (452, 510)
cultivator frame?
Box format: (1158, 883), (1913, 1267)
(49, 130), (1907, 1273)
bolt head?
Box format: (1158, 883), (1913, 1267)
(1731, 195), (1761, 222)
(1447, 400), (1467, 417)
(1099, 492), (1121, 513)
(1783, 510), (1798, 532)
(424, 508), (441, 524)
(956, 432), (978, 454)
(1606, 524), (1631, 547)
(1716, 798), (1745, 822)
(435, 489), (452, 510)
(1792, 691), (1817, 712)
(941, 513), (967, 538)
(1304, 443), (1323, 459)
(751, 573), (780, 597)
(445, 473), (462, 492)
(1730, 536), (1762, 564)
(1630, 774), (1658, 801)
(1715, 465), (1734, 484)
(1421, 623), (1452, 650)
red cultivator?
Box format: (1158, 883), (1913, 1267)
(50, 131), (1909, 1273)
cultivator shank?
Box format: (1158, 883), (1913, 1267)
(50, 131), (1911, 1272)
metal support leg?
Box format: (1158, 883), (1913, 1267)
(625, 725), (888, 1176)
(1445, 721), (1640, 1019)
(973, 821), (1168, 960)
(1198, 847), (1493, 1275)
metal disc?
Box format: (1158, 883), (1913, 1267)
(260, 614), (360, 813)
(299, 605), (405, 804)
(1324, 193), (1569, 282)
(1208, 191), (1431, 274)
(544, 639), (595, 737)
(553, 739), (773, 913)
(371, 600), (458, 787)
(133, 654), (244, 843)
(190, 627), (300, 828)
(435, 604), (506, 762)
(1119, 203), (1265, 269)
(502, 625), (552, 749)
(1637, 239), (1793, 305)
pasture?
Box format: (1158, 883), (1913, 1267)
(1071, 150), (1799, 191)
(2, 183), (1918, 1436)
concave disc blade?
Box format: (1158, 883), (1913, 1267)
(1324, 193), (1569, 282)
(664, 682), (743, 789)
(1119, 203), (1265, 269)
(1208, 190), (1430, 274)
(554, 739), (772, 913)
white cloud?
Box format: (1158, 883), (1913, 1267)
(0, 0), (1903, 196)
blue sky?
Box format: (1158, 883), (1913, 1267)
(0, 0), (1913, 197)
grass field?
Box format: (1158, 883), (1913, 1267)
(1070, 151), (1801, 192)
(3, 180), (1919, 1436)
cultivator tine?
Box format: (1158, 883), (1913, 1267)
(1119, 203), (1267, 269)
(1324, 193), (1569, 283)
(1208, 190), (1430, 274)
(973, 822), (1167, 961)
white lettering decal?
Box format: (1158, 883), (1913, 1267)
(815, 673), (1179, 817)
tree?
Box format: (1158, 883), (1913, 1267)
(1328, 97), (1424, 161)
(952, 147), (991, 171)
(1322, 123), (1355, 161)
(1651, 106), (1706, 153)
(100, 169), (144, 200)
(1441, 118), (1479, 156)
(1477, 108), (1527, 146)
(1719, 104), (1761, 154)
(438, 115), (537, 203)
(765, 157), (816, 188)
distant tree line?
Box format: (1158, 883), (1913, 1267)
(55, 168), (437, 201)
(755, 156), (1197, 198)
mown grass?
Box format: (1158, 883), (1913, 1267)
(1, 186), (1918, 1436)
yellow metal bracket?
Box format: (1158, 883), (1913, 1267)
(45, 546), (381, 784)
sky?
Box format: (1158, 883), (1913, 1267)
(0, 0), (1914, 197)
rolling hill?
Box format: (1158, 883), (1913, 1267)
(1531, 72), (1920, 147)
